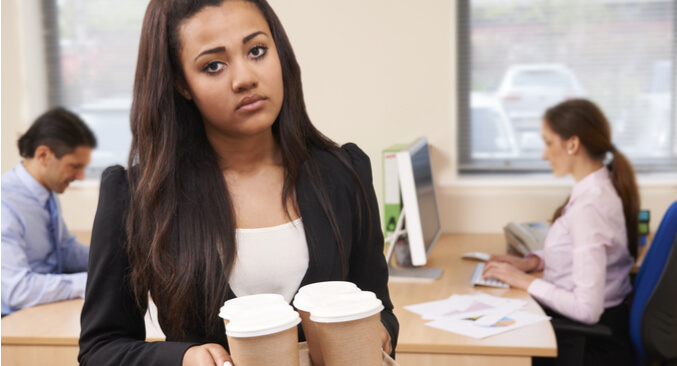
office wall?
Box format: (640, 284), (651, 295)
(2, 0), (49, 173)
(2, 0), (676, 234)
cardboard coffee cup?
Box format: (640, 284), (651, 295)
(310, 291), (384, 366)
(219, 293), (286, 328)
(293, 282), (360, 366)
(226, 303), (301, 366)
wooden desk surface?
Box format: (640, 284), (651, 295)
(0, 230), (165, 366)
(72, 230), (92, 246)
(633, 236), (653, 274)
(1, 298), (165, 346)
(389, 234), (557, 358)
(4, 232), (557, 362)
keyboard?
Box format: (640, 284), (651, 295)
(470, 263), (510, 288)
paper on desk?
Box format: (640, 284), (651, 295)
(404, 292), (550, 339)
(404, 295), (471, 319)
(425, 310), (551, 339)
(404, 293), (526, 320)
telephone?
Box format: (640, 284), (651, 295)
(503, 221), (549, 257)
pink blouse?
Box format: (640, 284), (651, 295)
(527, 167), (634, 324)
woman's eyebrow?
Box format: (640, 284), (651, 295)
(193, 32), (268, 62)
(194, 46), (226, 62)
(243, 31), (266, 44)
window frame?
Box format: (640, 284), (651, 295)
(41, 0), (145, 178)
(456, 0), (677, 174)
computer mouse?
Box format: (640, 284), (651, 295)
(461, 251), (491, 262)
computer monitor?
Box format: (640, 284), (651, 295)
(385, 137), (443, 281)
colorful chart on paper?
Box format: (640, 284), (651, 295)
(480, 317), (516, 328)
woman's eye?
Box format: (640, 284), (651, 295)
(203, 61), (224, 74)
(249, 45), (268, 59)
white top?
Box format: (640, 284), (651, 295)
(527, 167), (634, 324)
(229, 218), (309, 303)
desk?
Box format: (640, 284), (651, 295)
(390, 234), (557, 365)
(2, 232), (158, 366)
(1, 299), (164, 366)
(633, 236), (653, 274)
(2, 233), (555, 365)
(72, 230), (92, 246)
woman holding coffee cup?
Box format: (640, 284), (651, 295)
(78, 1), (398, 365)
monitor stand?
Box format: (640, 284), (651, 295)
(384, 211), (443, 282)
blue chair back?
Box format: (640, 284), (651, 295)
(630, 201), (677, 362)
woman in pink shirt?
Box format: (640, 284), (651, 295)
(484, 99), (639, 366)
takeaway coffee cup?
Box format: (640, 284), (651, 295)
(293, 282), (360, 366)
(310, 291), (384, 366)
(225, 303), (301, 366)
(219, 293), (286, 328)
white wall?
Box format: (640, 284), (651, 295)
(3, 0), (676, 233)
(2, 0), (49, 173)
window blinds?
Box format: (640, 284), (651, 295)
(458, 0), (676, 173)
(43, 0), (150, 176)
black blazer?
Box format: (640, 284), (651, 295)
(78, 143), (398, 366)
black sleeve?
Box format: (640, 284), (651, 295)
(342, 143), (400, 355)
(78, 166), (196, 366)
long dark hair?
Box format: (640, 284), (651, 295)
(127, 0), (369, 341)
(545, 99), (639, 259)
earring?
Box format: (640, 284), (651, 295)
(567, 150), (572, 155)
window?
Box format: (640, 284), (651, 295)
(43, 0), (150, 177)
(458, 0), (677, 173)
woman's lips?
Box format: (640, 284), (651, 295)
(236, 95), (266, 112)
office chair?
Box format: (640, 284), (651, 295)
(545, 201), (677, 366)
(629, 201), (677, 365)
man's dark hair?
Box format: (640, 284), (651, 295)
(17, 107), (97, 158)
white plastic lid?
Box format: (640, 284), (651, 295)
(226, 303), (301, 338)
(298, 281), (359, 295)
(309, 291), (384, 323)
(293, 281), (360, 311)
(219, 293), (286, 320)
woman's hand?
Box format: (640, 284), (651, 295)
(482, 261), (536, 290)
(181, 328), (390, 364)
(381, 324), (392, 355)
(488, 254), (540, 273)
(182, 344), (233, 366)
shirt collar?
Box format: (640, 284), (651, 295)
(14, 161), (52, 207)
(569, 166), (610, 204)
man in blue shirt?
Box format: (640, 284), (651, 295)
(2, 108), (97, 316)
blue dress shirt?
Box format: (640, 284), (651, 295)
(1, 162), (89, 316)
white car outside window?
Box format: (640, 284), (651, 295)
(496, 64), (587, 151)
(470, 92), (519, 159)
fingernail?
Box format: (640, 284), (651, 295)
(224, 362), (233, 366)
